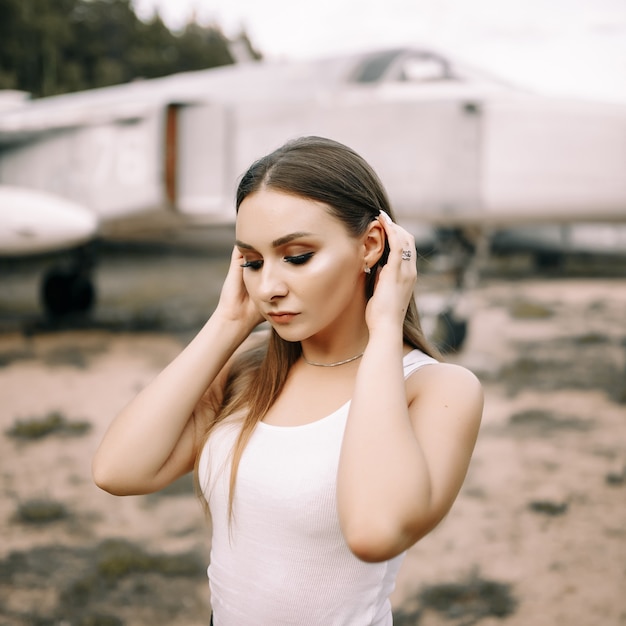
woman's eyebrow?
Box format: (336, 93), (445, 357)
(272, 232), (314, 247)
(235, 232), (315, 251)
(235, 240), (255, 250)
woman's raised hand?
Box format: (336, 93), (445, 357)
(365, 211), (417, 334)
(215, 246), (265, 332)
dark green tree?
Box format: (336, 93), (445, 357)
(0, 0), (261, 97)
(0, 0), (75, 95)
(175, 21), (234, 73)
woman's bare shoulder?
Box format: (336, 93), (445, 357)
(407, 361), (483, 412)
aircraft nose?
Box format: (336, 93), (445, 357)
(0, 186), (99, 255)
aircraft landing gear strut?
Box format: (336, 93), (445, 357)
(433, 305), (468, 353)
(430, 227), (490, 353)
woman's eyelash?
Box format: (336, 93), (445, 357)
(240, 260), (263, 270)
(284, 252), (314, 265)
(240, 252), (314, 270)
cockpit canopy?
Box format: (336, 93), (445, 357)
(350, 49), (455, 84)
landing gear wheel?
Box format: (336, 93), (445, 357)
(433, 308), (468, 353)
(41, 267), (95, 317)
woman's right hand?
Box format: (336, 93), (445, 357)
(214, 246), (265, 332)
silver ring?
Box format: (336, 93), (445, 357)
(401, 249), (412, 261)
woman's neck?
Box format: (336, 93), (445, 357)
(300, 328), (369, 369)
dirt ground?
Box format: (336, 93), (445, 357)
(0, 246), (625, 626)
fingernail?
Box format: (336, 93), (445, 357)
(379, 210), (393, 223)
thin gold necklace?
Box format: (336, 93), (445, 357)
(302, 352), (364, 367)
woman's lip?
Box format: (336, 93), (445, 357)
(267, 312), (299, 323)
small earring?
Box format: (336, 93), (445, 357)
(364, 266), (371, 274)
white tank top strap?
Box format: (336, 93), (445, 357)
(403, 348), (438, 379)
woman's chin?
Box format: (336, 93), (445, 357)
(271, 326), (304, 342)
(267, 321), (311, 344)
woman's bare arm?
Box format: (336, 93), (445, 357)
(337, 212), (483, 562)
(337, 336), (482, 562)
(92, 247), (264, 496)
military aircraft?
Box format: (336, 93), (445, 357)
(1, 47), (625, 344)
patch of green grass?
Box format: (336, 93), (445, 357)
(509, 300), (554, 319)
(419, 574), (517, 622)
(528, 500), (568, 516)
(394, 571), (518, 624)
(6, 411), (91, 440)
(17, 499), (69, 524)
(41, 342), (108, 369)
(0, 540), (210, 624)
(605, 467), (626, 486)
(96, 539), (204, 582)
(508, 409), (591, 434)
(75, 615), (124, 626)
(574, 332), (609, 345)
(0, 347), (35, 368)
(499, 352), (623, 398)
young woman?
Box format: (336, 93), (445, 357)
(93, 136), (483, 625)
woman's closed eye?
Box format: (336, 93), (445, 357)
(240, 252), (314, 270)
(284, 252), (314, 265)
(240, 259), (263, 270)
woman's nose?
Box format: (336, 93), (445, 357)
(257, 262), (288, 300)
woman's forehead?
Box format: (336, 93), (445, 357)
(235, 190), (342, 239)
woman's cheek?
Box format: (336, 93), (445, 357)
(310, 254), (360, 294)
(307, 251), (350, 278)
(242, 273), (257, 300)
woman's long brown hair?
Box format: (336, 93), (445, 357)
(195, 136), (439, 520)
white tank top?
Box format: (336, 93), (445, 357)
(198, 349), (437, 625)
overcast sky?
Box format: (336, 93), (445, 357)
(132, 0), (626, 103)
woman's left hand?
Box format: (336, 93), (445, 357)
(365, 211), (417, 334)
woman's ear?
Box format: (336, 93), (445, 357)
(363, 219), (386, 269)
